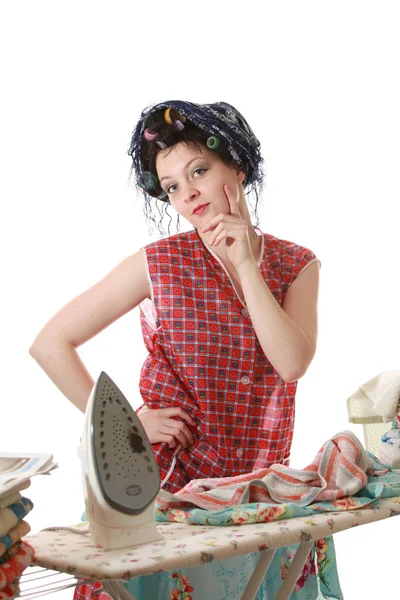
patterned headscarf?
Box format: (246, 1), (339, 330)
(128, 100), (265, 204)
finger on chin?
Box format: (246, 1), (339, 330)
(223, 185), (234, 215)
(226, 184), (240, 216)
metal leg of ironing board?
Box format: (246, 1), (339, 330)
(275, 541), (314, 600)
(240, 549), (276, 600)
(240, 540), (314, 600)
(99, 540), (314, 600)
(100, 580), (137, 600)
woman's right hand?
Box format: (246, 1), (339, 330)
(137, 407), (197, 449)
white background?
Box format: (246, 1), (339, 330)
(1, 1), (399, 598)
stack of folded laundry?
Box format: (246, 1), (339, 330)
(0, 481), (35, 600)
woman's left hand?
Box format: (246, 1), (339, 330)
(200, 183), (255, 270)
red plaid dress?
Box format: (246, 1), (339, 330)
(137, 227), (320, 493)
(73, 227), (320, 600)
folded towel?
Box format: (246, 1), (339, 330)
(347, 370), (400, 424)
(157, 431), (374, 510)
(0, 499), (33, 538)
(0, 480), (31, 502)
(0, 494), (21, 511)
(0, 581), (19, 600)
(0, 521), (30, 558)
(0, 543), (22, 566)
(0, 541), (34, 591)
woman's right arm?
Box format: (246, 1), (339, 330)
(29, 249), (150, 413)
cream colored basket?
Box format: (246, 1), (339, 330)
(347, 397), (400, 456)
(362, 421), (397, 456)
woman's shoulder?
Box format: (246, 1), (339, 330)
(263, 231), (318, 259)
(262, 231), (321, 278)
(142, 229), (198, 252)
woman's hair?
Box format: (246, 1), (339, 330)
(128, 103), (265, 237)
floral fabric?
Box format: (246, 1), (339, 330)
(28, 496), (399, 599)
(27, 462), (400, 599)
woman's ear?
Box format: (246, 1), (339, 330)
(235, 165), (245, 185)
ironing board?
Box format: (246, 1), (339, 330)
(24, 496), (400, 600)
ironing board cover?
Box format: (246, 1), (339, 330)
(28, 496), (400, 599)
(29, 494), (400, 577)
(28, 460), (400, 599)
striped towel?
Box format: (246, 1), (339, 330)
(0, 522), (31, 559)
(157, 431), (374, 510)
(0, 543), (23, 566)
(0, 494), (21, 512)
(0, 480), (31, 503)
(0, 581), (19, 600)
(0, 541), (34, 591)
(0, 499), (34, 538)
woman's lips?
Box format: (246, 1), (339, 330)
(193, 203), (210, 215)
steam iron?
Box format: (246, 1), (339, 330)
(78, 371), (163, 550)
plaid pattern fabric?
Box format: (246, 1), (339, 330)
(138, 228), (320, 493)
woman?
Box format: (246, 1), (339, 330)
(30, 100), (342, 599)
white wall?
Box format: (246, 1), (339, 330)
(1, 2), (399, 598)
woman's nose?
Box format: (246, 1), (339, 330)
(184, 184), (200, 203)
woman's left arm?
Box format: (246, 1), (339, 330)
(238, 259), (320, 383)
(200, 183), (320, 384)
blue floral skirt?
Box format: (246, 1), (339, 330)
(80, 507), (342, 600)
(123, 536), (343, 599)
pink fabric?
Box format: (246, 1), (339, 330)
(156, 431), (374, 510)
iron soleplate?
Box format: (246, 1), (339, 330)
(90, 372), (160, 515)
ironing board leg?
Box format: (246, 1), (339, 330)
(239, 541), (314, 600)
(240, 549), (276, 600)
(275, 541), (314, 600)
(98, 541), (314, 600)
(99, 580), (137, 600)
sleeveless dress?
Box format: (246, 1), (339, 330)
(74, 227), (343, 600)
(137, 227), (320, 492)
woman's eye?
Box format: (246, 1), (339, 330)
(166, 168), (207, 194)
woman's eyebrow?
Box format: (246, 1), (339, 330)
(159, 157), (205, 184)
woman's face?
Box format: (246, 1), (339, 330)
(155, 141), (245, 226)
